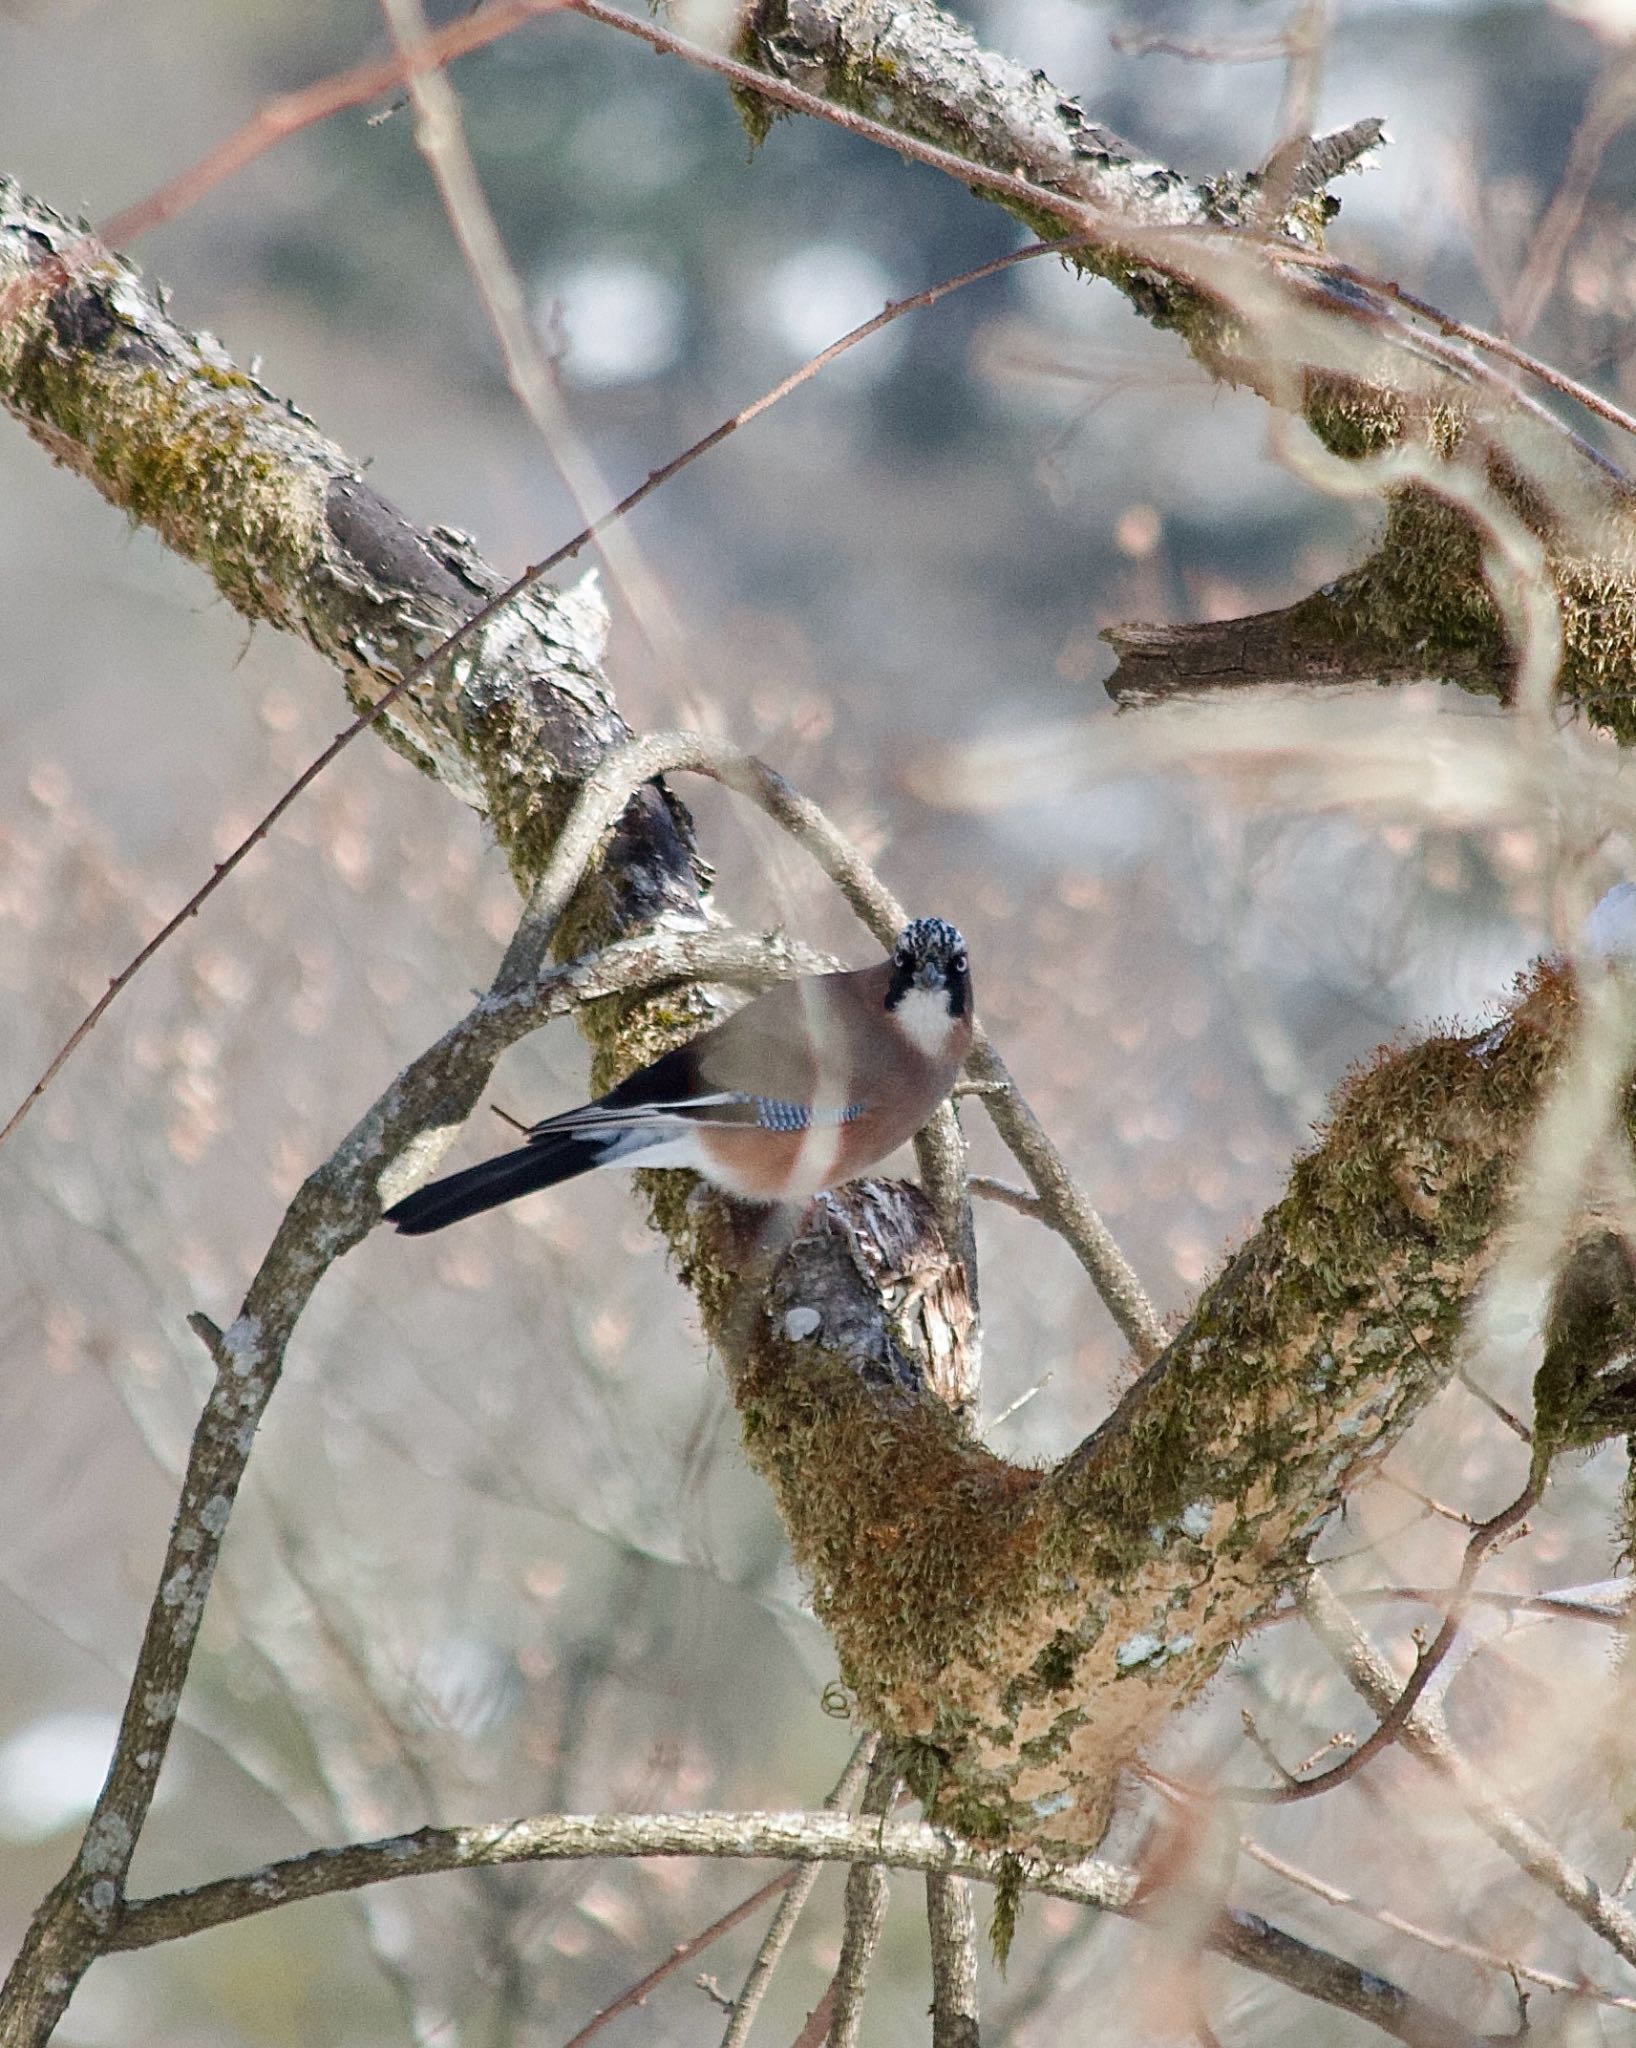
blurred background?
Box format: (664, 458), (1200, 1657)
(5, 0), (1636, 2038)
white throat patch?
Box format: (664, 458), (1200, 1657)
(891, 984), (956, 1059)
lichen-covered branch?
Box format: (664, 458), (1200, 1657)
(926, 1871), (981, 2048)
(102, 1807), (1483, 2045)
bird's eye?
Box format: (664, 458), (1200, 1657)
(894, 948), (910, 969)
(952, 952), (967, 974)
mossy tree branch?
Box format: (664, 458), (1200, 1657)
(1, 152), (1629, 2035)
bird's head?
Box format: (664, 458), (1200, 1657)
(886, 917), (971, 1032)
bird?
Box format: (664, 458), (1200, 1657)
(383, 917), (973, 1235)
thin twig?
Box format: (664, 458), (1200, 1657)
(926, 1872), (981, 2048)
(825, 1757), (899, 2047)
(967, 1175), (1045, 1219)
(1111, 28), (1313, 62)
(966, 1036), (1165, 1358)
(1305, 1573), (1636, 1969)
(1227, 1478), (1540, 1804)
(1241, 1834), (1636, 2013)
(1347, 1582), (1631, 1627)
(984, 1372), (1053, 1431)
(1506, 54), (1636, 343)
(1456, 1366), (1533, 1441)
(791, 1986), (837, 2047)
(560, 1869), (795, 2048)
(721, 1737), (878, 2048)
(102, 1806), (1483, 2043)
(378, 0), (677, 657)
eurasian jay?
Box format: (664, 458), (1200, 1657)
(383, 918), (973, 1234)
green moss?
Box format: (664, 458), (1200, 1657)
(3, 273), (318, 622)
(988, 1854), (1027, 1970)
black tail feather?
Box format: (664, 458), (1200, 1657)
(384, 1131), (610, 1235)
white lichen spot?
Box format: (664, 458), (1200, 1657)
(218, 1314), (265, 1379)
(380, 1834), (420, 1861)
(782, 1306), (822, 1342)
(144, 1689), (180, 1724)
(1115, 1633), (1163, 1671)
(1030, 1790), (1074, 1818)
(175, 1524), (201, 1554)
(160, 1565), (193, 1608)
(199, 1493), (231, 1537)
(1167, 1633), (1196, 1658)
(1179, 1501), (1213, 1541)
(87, 1878), (116, 1917)
(378, 1125), (461, 1210)
(81, 1812), (133, 1874)
(250, 1872), (287, 1900)
(134, 1750), (153, 1770)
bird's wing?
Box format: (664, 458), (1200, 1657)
(528, 969), (888, 1140)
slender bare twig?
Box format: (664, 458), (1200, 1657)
(792, 1987), (838, 2047)
(378, 0), (677, 657)
(1227, 1477), (1540, 1804)
(0, 0), (570, 320)
(1506, 54), (1636, 344)
(824, 1757), (899, 2048)
(1305, 1575), (1636, 1969)
(1111, 28), (1314, 62)
(0, 239), (1058, 1153)
(1348, 1583), (1631, 1627)
(1456, 1368), (1532, 1442)
(926, 1873), (981, 2048)
(1240, 1834), (1636, 2014)
(966, 1036), (1164, 1357)
(560, 1869), (796, 2048)
(984, 1372), (1053, 1432)
(967, 1175), (1045, 1219)
(721, 1738), (878, 2048)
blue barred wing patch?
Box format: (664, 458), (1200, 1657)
(752, 1097), (865, 1132)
